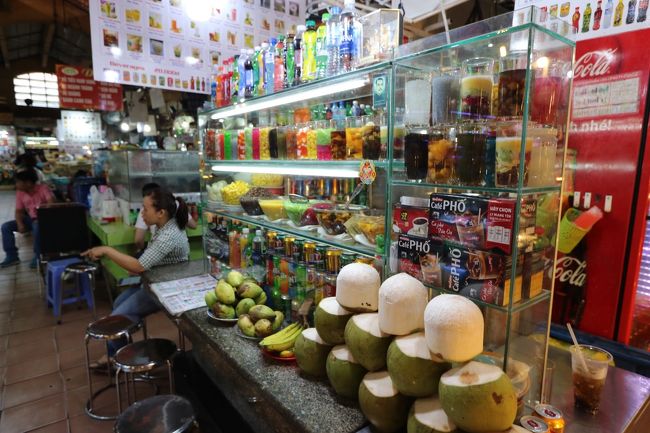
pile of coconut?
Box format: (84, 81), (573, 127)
(293, 263), (519, 433)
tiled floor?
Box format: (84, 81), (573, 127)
(0, 191), (182, 432)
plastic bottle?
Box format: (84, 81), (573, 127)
(252, 46), (260, 96)
(582, 3), (592, 32)
(274, 36), (285, 92)
(210, 65), (218, 107)
(224, 58), (232, 103)
(285, 33), (295, 88)
(294, 25), (305, 86)
(231, 55), (240, 103)
(244, 49), (254, 98)
(614, 0), (624, 26)
(638, 0), (648, 21)
(240, 228), (250, 270)
(352, 100), (361, 116)
(303, 20), (317, 81)
(604, 0), (614, 27)
(229, 230), (240, 269)
(339, 0), (361, 73)
(238, 49), (247, 100)
(626, 0), (637, 23)
(327, 6), (341, 76)
(316, 14), (329, 79)
(593, 1), (603, 29)
(265, 39), (276, 95)
(572, 7), (581, 31)
(257, 43), (267, 96)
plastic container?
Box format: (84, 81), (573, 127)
(557, 208), (590, 254)
(314, 203), (366, 235)
(259, 198), (288, 221)
(283, 195), (327, 226)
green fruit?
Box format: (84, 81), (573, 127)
(226, 270), (245, 287)
(238, 314), (256, 337)
(358, 370), (412, 433)
(344, 313), (392, 372)
(272, 311), (284, 330)
(254, 291), (268, 305)
(387, 332), (451, 397)
(407, 397), (458, 433)
(326, 345), (367, 399)
(215, 280), (236, 305)
(204, 291), (218, 308)
(238, 281), (264, 299)
(212, 302), (236, 319)
(236, 298), (256, 317)
(314, 297), (354, 345)
(254, 319), (274, 337)
(294, 328), (332, 377)
(439, 361), (517, 433)
(248, 304), (276, 322)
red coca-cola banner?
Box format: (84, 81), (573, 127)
(56, 64), (123, 111)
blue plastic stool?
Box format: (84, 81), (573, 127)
(46, 257), (96, 323)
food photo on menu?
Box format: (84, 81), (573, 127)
(288, 1), (299, 17)
(102, 28), (118, 48)
(274, 0), (285, 13)
(149, 12), (163, 29)
(260, 0), (271, 8)
(150, 38), (164, 56)
(209, 31), (220, 42)
(127, 34), (143, 53)
(125, 8), (140, 23)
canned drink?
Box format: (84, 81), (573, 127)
(534, 405), (564, 433)
(284, 236), (295, 257)
(314, 271), (326, 304)
(355, 256), (374, 265)
(323, 179), (332, 198)
(324, 273), (337, 297)
(325, 248), (342, 273)
(292, 239), (304, 262)
(266, 231), (278, 253)
(303, 241), (317, 264)
(315, 244), (327, 270)
(520, 416), (550, 433)
(341, 253), (356, 268)
(275, 234), (285, 254)
(295, 261), (307, 300)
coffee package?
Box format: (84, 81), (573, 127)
(397, 234), (444, 286)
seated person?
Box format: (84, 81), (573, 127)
(134, 182), (197, 251)
(1, 169), (55, 268)
(82, 187), (190, 368)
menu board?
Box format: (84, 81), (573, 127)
(56, 64), (123, 111)
(60, 111), (103, 144)
(89, 0), (306, 94)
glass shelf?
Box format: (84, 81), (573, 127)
(207, 159), (388, 178)
(428, 286), (551, 314)
(204, 204), (378, 258)
(391, 180), (561, 195)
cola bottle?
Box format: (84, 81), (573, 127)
(593, 1), (603, 29)
(639, 0), (649, 21)
(627, 0), (637, 23)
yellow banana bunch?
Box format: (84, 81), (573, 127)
(259, 323), (304, 352)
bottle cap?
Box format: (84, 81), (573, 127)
(322, 13), (331, 21)
(306, 20), (315, 27)
(330, 6), (341, 15)
(270, 37), (277, 44)
(256, 230), (263, 236)
(242, 228), (249, 234)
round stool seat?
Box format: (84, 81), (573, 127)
(86, 315), (141, 340)
(115, 395), (195, 433)
(65, 262), (98, 274)
(114, 338), (177, 373)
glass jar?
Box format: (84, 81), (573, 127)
(252, 127), (261, 159)
(315, 120), (332, 160)
(497, 52), (528, 118)
(531, 59), (567, 127)
(427, 124), (455, 183)
(296, 122), (311, 159)
(527, 127), (558, 187)
(404, 127), (430, 182)
(495, 121), (530, 187)
(345, 117), (363, 159)
(460, 57), (494, 118)
(330, 119), (347, 160)
(404, 74), (432, 126)
(244, 126), (253, 160)
(285, 125), (297, 160)
(431, 67), (460, 124)
(361, 115), (381, 160)
(259, 127), (271, 160)
(237, 129), (246, 160)
(453, 122), (488, 186)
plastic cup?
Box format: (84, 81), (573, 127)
(570, 344), (612, 414)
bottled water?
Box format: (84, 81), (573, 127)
(326, 6), (341, 76)
(265, 39), (276, 95)
(339, 0), (361, 73)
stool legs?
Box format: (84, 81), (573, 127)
(84, 335), (94, 413)
(115, 367), (123, 414)
(167, 359), (175, 394)
(85, 337), (118, 420)
(87, 271), (97, 320)
(56, 271), (65, 324)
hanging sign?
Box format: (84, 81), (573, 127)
(56, 64), (123, 111)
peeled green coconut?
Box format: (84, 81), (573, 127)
(424, 294), (484, 363)
(344, 313), (392, 372)
(387, 332), (451, 397)
(358, 371), (412, 433)
(407, 396), (458, 433)
(294, 328), (332, 377)
(378, 273), (428, 336)
(438, 361), (517, 433)
(326, 345), (367, 399)
(314, 297), (354, 345)
(336, 263), (381, 312)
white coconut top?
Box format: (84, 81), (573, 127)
(331, 345), (358, 363)
(352, 313), (389, 338)
(413, 397), (457, 432)
(336, 263), (381, 311)
(378, 273), (428, 335)
(440, 361), (505, 388)
(319, 297), (353, 316)
(395, 332), (432, 360)
(424, 294), (483, 330)
(302, 327), (330, 345)
(362, 371), (398, 397)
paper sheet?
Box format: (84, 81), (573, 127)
(150, 274), (216, 316)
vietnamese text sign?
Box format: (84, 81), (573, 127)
(56, 64), (123, 111)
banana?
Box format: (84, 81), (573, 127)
(259, 323), (300, 345)
(262, 326), (304, 352)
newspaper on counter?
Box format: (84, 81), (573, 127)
(150, 274), (216, 316)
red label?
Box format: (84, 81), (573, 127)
(56, 64), (123, 111)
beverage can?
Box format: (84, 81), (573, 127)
(324, 273), (337, 297)
(520, 415), (550, 433)
(325, 248), (342, 273)
(315, 244), (327, 270)
(283, 236), (295, 257)
(534, 404), (565, 433)
(303, 241), (317, 264)
(266, 231), (278, 253)
(292, 239), (304, 262)
(355, 257), (374, 265)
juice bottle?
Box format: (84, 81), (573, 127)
(244, 49), (254, 98)
(240, 228), (250, 270)
(572, 7), (581, 30)
(231, 55), (240, 104)
(274, 36), (285, 92)
(316, 14), (330, 79)
(302, 20), (317, 81)
(293, 25), (304, 85)
(614, 0), (624, 25)
(582, 3), (592, 32)
(284, 33), (295, 88)
(229, 230), (241, 269)
(252, 46), (260, 97)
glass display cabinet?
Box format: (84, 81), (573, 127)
(198, 6), (574, 412)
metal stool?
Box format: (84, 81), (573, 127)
(84, 315), (146, 420)
(114, 395), (195, 433)
(114, 338), (177, 414)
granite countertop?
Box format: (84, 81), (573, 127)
(144, 260), (367, 433)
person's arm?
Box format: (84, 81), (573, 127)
(134, 228), (147, 251)
(15, 209), (26, 233)
(82, 246), (146, 274)
(186, 214), (197, 229)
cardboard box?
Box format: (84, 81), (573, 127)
(397, 234), (444, 286)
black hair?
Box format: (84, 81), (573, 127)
(141, 182), (160, 197)
(145, 187), (188, 230)
(15, 168), (38, 184)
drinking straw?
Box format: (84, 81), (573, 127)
(567, 322), (589, 373)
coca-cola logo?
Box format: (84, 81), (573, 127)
(574, 48), (619, 79)
(549, 256), (587, 287)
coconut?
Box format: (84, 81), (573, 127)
(407, 396), (458, 433)
(294, 328), (333, 377)
(314, 297), (354, 345)
(387, 332), (451, 397)
(336, 263), (381, 312)
(326, 345), (367, 399)
(359, 371), (411, 433)
(344, 313), (392, 371)
(378, 273), (428, 335)
(424, 294), (484, 362)
(438, 361), (517, 433)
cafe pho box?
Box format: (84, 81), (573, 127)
(397, 234), (445, 287)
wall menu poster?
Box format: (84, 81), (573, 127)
(60, 111), (103, 145)
(89, 0), (306, 94)
(56, 64), (123, 111)
(515, 0), (649, 40)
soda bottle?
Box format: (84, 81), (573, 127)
(285, 33), (295, 88)
(258, 42), (268, 96)
(238, 49), (247, 100)
(210, 65), (218, 107)
(593, 1), (603, 29)
(215, 66), (224, 107)
(252, 46), (260, 97)
(244, 49), (254, 98)
(614, 0), (624, 25)
(303, 20), (318, 81)
(240, 227), (250, 271)
(603, 0), (614, 27)
(339, 0), (361, 73)
(294, 25), (304, 85)
(231, 55), (240, 104)
(572, 7), (581, 31)
(265, 39), (276, 95)
(274, 36), (285, 92)
(639, 0), (649, 21)
(316, 13), (330, 79)
(626, 0), (637, 23)
(326, 6), (341, 76)
(582, 3), (592, 32)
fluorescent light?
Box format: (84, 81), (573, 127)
(211, 78), (368, 119)
(211, 164), (359, 178)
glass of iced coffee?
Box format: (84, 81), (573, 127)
(570, 344), (612, 414)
